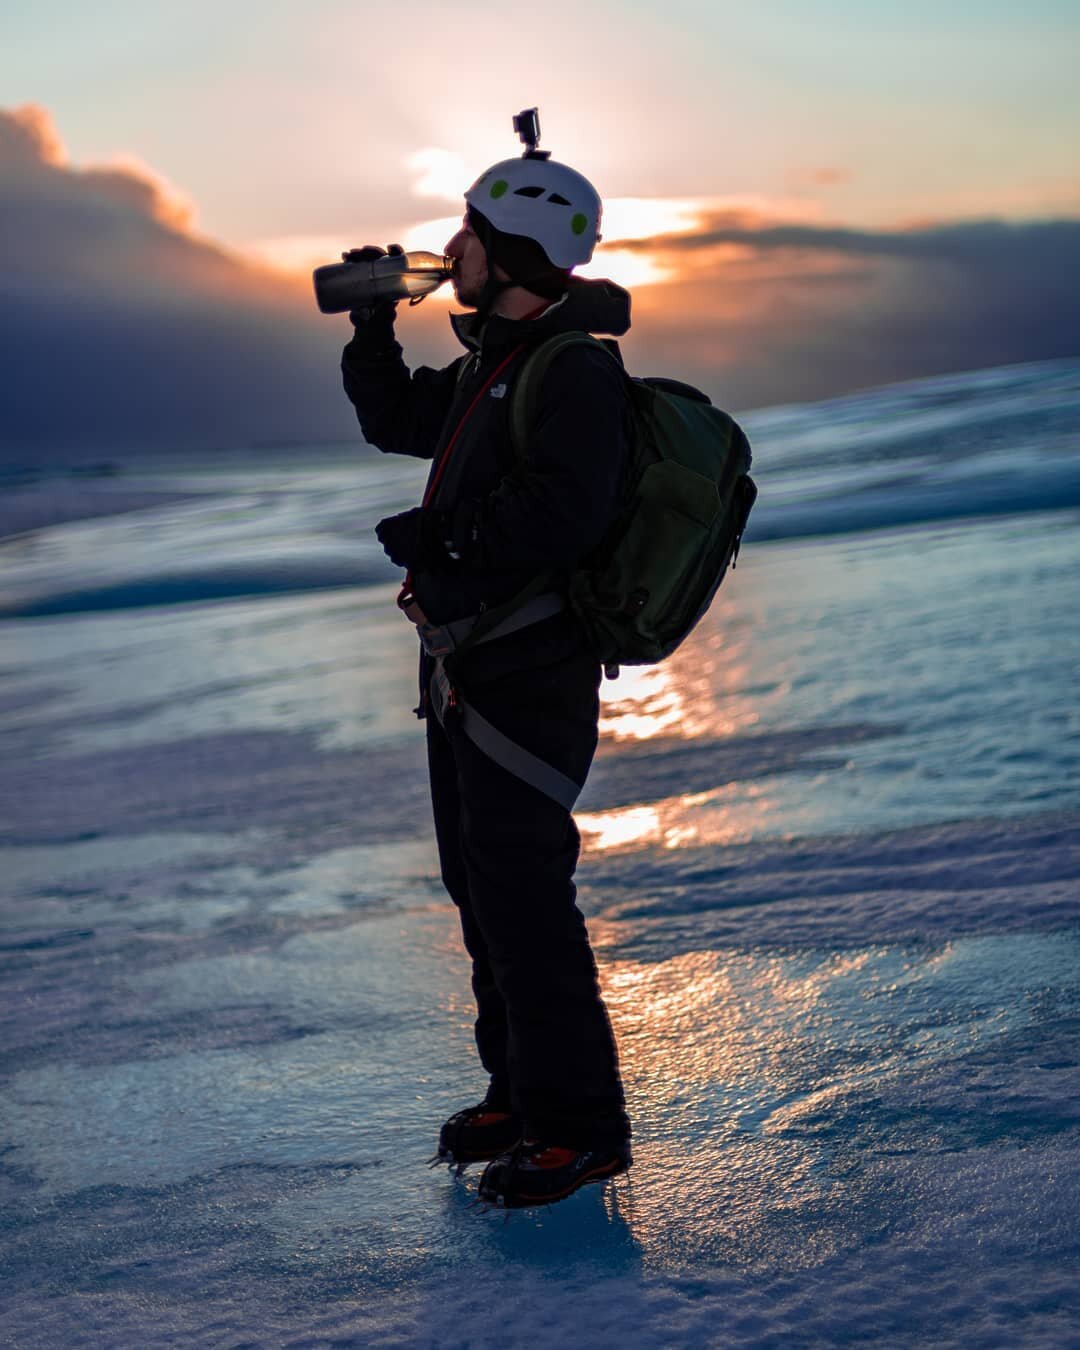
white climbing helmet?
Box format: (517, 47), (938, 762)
(464, 156), (602, 270)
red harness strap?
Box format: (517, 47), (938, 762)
(398, 341), (526, 610)
(421, 343), (526, 508)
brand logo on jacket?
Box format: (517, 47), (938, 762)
(490, 384), (508, 399)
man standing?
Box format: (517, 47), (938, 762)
(341, 124), (633, 1207)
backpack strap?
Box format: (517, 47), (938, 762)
(508, 331), (622, 463)
(428, 656), (584, 810)
(451, 333), (623, 662)
(443, 566), (563, 659)
(455, 351), (479, 388)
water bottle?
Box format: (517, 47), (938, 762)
(313, 250), (454, 314)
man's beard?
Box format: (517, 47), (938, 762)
(453, 271), (487, 310)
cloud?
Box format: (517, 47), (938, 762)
(1, 104), (199, 259)
(407, 148), (471, 204)
(0, 104), (308, 317)
(0, 104), (65, 168)
(613, 213), (1080, 409)
(3, 103), (1079, 458)
(612, 211), (1080, 265)
(0, 105), (373, 462)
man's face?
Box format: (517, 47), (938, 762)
(445, 216), (489, 308)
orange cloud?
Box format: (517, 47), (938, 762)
(0, 103), (66, 167)
(83, 155), (197, 233)
(2, 103), (196, 234)
(248, 192), (827, 295)
(5, 103), (1079, 454)
(0, 103), (351, 458)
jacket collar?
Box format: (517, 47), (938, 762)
(449, 276), (632, 357)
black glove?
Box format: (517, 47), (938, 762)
(376, 498), (484, 571)
(376, 507), (450, 571)
(343, 244), (404, 263)
(345, 244), (404, 327)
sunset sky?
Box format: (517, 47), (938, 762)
(3, 0), (1079, 455)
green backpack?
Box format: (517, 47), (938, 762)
(509, 332), (757, 670)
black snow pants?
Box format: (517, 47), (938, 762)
(425, 641), (630, 1151)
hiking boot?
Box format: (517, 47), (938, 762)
(438, 1100), (521, 1164)
(477, 1137), (632, 1208)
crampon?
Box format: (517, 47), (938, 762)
(477, 1138), (632, 1208)
(433, 1099), (521, 1166)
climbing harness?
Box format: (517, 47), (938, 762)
(399, 588), (584, 811)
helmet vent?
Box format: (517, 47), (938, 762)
(548, 193), (571, 206)
(513, 185), (545, 198)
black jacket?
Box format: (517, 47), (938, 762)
(342, 278), (633, 648)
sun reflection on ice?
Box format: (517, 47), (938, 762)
(599, 665), (685, 742)
(599, 635), (760, 745)
(594, 946), (897, 1146)
(579, 781), (776, 854)
(578, 805), (664, 850)
(588, 622), (773, 851)
(588, 946), (899, 1256)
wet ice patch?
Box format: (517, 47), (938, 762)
(260, 838), (441, 917)
(0, 584), (419, 759)
(2, 400), (1079, 1344)
(0, 832), (237, 893)
(0, 908), (466, 1198)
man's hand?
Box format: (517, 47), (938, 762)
(342, 243), (404, 264)
(375, 501), (484, 571)
(375, 507), (446, 571)
(345, 243), (404, 326)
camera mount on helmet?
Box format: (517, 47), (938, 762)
(464, 110), (601, 271)
(513, 107), (551, 161)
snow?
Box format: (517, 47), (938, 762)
(1, 362), (1078, 1346)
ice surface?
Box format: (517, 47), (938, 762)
(1, 362), (1078, 1346)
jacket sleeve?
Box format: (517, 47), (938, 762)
(471, 343), (631, 570)
(341, 324), (463, 460)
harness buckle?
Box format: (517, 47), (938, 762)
(420, 623), (455, 658)
(399, 591), (457, 657)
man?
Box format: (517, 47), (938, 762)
(341, 133), (633, 1208)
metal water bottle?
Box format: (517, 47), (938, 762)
(312, 250), (453, 314)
